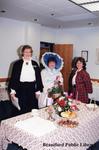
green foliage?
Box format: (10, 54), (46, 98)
(49, 86), (63, 94)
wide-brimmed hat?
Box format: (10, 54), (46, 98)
(41, 52), (64, 71)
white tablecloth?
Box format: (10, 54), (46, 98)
(89, 84), (99, 101)
(15, 116), (57, 137)
(1, 103), (99, 150)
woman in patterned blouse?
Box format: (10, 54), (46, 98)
(72, 57), (93, 103)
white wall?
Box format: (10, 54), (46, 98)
(40, 26), (57, 43)
(0, 17), (57, 77)
(0, 17), (99, 79)
(0, 18), (46, 77)
(25, 22), (41, 61)
(55, 27), (99, 78)
(0, 18), (26, 77)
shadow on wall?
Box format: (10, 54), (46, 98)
(7, 45), (23, 78)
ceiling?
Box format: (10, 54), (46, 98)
(0, 0), (99, 28)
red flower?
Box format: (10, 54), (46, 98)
(58, 99), (66, 107)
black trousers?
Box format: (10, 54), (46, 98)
(0, 100), (13, 121)
(87, 141), (99, 150)
(16, 82), (38, 115)
(6, 142), (27, 150)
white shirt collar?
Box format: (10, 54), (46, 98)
(77, 68), (83, 72)
(22, 57), (32, 62)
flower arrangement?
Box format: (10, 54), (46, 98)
(53, 96), (78, 115)
(47, 80), (79, 117)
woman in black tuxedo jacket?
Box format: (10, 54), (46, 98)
(8, 45), (43, 115)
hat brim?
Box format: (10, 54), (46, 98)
(41, 52), (64, 71)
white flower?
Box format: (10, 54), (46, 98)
(59, 96), (65, 101)
(57, 106), (62, 112)
(68, 101), (72, 106)
(68, 98), (73, 102)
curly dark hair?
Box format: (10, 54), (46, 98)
(75, 57), (86, 70)
(47, 57), (57, 66)
(21, 45), (33, 56)
(71, 57), (78, 68)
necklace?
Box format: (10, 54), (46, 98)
(26, 62), (29, 65)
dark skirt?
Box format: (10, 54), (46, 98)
(16, 81), (38, 115)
